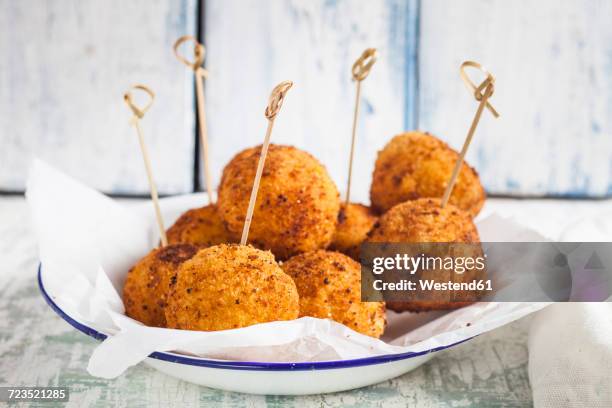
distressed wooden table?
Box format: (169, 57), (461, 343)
(1, 196), (609, 407)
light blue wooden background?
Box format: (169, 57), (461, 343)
(1, 0), (611, 198)
(0, 0), (198, 195)
(417, 0), (612, 197)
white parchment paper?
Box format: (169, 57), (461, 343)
(26, 160), (549, 378)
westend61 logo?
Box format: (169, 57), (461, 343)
(360, 242), (612, 303)
(371, 252), (491, 293)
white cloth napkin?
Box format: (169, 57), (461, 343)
(529, 302), (612, 407)
(528, 212), (612, 407)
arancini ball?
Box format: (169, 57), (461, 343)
(123, 244), (200, 327)
(367, 198), (480, 244)
(167, 204), (233, 247)
(329, 202), (378, 260)
(367, 198), (484, 312)
(370, 131), (485, 217)
(165, 244), (300, 331)
(282, 250), (386, 338)
(218, 145), (340, 259)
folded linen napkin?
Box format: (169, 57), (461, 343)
(528, 212), (612, 407)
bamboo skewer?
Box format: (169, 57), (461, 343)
(124, 85), (168, 246)
(173, 35), (214, 204)
(441, 61), (500, 209)
(240, 81), (294, 245)
(345, 48), (377, 204)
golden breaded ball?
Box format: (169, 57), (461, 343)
(218, 145), (340, 259)
(282, 250), (386, 338)
(167, 204), (233, 247)
(165, 244), (299, 331)
(123, 244), (200, 327)
(367, 198), (480, 243)
(370, 132), (485, 217)
(329, 203), (378, 260)
(367, 198), (483, 312)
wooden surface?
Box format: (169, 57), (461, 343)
(204, 0), (612, 198)
(0, 280), (533, 407)
(1, 0), (610, 197)
(0, 0), (197, 195)
(0, 221), (532, 407)
(204, 0), (418, 203)
(418, 0), (612, 197)
(2, 197), (612, 406)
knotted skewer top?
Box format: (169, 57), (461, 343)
(124, 84), (155, 120)
(173, 35), (208, 76)
(265, 81), (294, 120)
(123, 84), (167, 246)
(174, 35), (215, 203)
(440, 61), (500, 209)
(351, 48), (378, 82)
(344, 48), (377, 204)
(240, 80), (294, 245)
(460, 61), (499, 118)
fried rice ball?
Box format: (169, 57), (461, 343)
(370, 131), (485, 217)
(329, 203), (378, 260)
(282, 250), (386, 338)
(123, 244), (200, 327)
(367, 198), (483, 312)
(167, 204), (233, 247)
(165, 244), (299, 331)
(218, 145), (340, 259)
(368, 198), (480, 243)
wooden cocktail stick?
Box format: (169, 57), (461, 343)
(441, 61), (500, 208)
(173, 35), (214, 204)
(345, 48), (377, 204)
(124, 84), (168, 246)
(240, 81), (294, 245)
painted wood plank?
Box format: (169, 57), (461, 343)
(0, 0), (198, 195)
(418, 0), (612, 197)
(204, 0), (418, 204)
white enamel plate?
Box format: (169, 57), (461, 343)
(39, 265), (471, 395)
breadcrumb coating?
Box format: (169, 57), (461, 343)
(123, 244), (200, 327)
(367, 198), (483, 312)
(367, 198), (480, 243)
(167, 204), (233, 247)
(329, 203), (378, 260)
(165, 244), (299, 331)
(282, 250), (386, 338)
(370, 131), (485, 217)
(218, 145), (340, 259)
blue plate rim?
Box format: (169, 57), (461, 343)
(38, 264), (473, 371)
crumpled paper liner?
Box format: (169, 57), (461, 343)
(26, 160), (549, 378)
